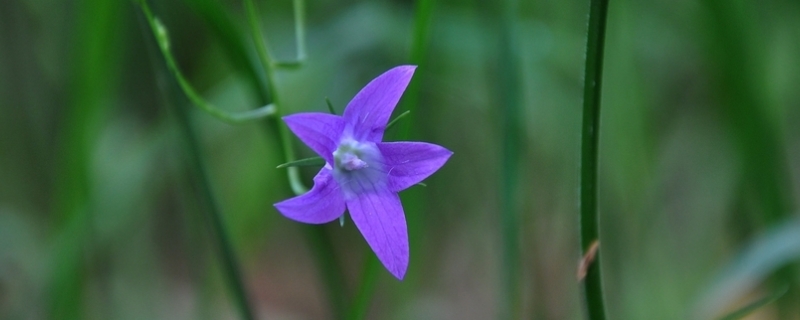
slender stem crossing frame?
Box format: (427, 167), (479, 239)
(140, 2), (274, 124)
(138, 2), (256, 319)
(242, 0), (351, 318)
(579, 0), (610, 319)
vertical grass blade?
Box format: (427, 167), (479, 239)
(579, 0), (610, 319)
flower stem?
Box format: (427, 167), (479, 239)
(242, 1), (349, 318)
(139, 1), (275, 124)
(242, 0), (308, 195)
(172, 82), (256, 320)
(140, 8), (257, 317)
(579, 0), (610, 318)
(138, 2), (266, 319)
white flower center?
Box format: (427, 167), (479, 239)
(330, 137), (387, 199)
(333, 139), (369, 171)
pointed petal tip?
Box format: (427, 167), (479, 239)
(377, 142), (454, 192)
(391, 65), (417, 79)
(394, 64), (417, 72)
(391, 265), (407, 280)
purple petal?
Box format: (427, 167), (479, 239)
(343, 65), (416, 142)
(274, 167), (346, 224)
(377, 142), (453, 192)
(346, 181), (408, 280)
(283, 113), (345, 164)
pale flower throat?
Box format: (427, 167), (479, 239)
(333, 139), (369, 171)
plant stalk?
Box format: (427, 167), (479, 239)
(579, 0), (610, 319)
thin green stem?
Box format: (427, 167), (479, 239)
(244, 0), (307, 70)
(140, 2), (275, 124)
(243, 2), (351, 319)
(243, 0), (275, 71)
(139, 4), (256, 319)
(293, 0), (307, 62)
(242, 0), (307, 195)
(172, 83), (256, 320)
(181, 0), (270, 104)
(579, 0), (610, 319)
(267, 0), (306, 69)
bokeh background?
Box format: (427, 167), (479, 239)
(2, 0), (800, 319)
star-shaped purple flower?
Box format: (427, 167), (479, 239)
(274, 65), (452, 280)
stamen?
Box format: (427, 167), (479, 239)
(341, 153), (368, 171)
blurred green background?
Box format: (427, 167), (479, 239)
(2, 0), (800, 318)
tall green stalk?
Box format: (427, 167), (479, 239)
(139, 2), (255, 319)
(242, 0), (350, 318)
(169, 77), (256, 320)
(242, 0), (307, 195)
(141, 3), (274, 123)
(579, 0), (610, 319)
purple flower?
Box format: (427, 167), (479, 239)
(274, 66), (452, 280)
